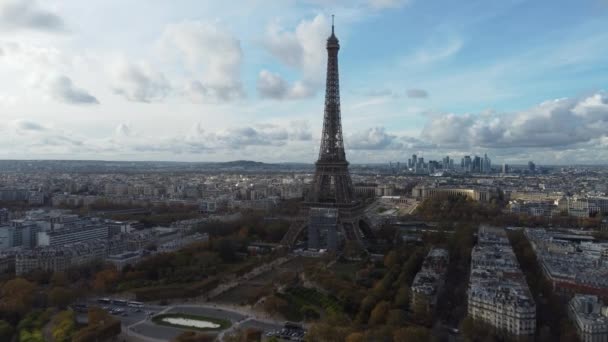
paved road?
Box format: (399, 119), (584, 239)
(79, 300), (284, 342)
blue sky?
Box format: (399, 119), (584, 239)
(0, 0), (607, 164)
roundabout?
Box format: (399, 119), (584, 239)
(151, 313), (231, 332)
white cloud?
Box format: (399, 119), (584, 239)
(261, 14), (329, 100)
(111, 61), (171, 103)
(257, 70), (315, 100)
(347, 127), (402, 150)
(12, 119), (45, 132)
(0, 119), (315, 159)
(0, 0), (64, 32)
(421, 92), (608, 149)
(160, 21), (244, 102)
(48, 75), (98, 104)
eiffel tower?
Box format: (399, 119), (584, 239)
(281, 17), (373, 251)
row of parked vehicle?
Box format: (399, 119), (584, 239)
(266, 322), (306, 341)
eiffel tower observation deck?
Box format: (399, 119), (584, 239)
(280, 17), (373, 251)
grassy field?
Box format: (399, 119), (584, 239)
(283, 286), (343, 315)
(151, 313), (231, 332)
(329, 261), (363, 281)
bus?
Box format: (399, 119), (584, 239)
(112, 299), (128, 306)
(97, 298), (111, 304)
(127, 301), (144, 308)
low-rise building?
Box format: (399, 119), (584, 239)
(568, 295), (608, 342)
(37, 220), (109, 247)
(467, 226), (536, 337)
(411, 248), (449, 312)
(15, 241), (105, 275)
(525, 229), (608, 299)
(106, 251), (144, 271)
(412, 185), (497, 202)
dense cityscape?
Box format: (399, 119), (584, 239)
(1, 1), (608, 342)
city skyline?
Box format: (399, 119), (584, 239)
(1, 0), (608, 164)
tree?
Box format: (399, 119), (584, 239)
(364, 327), (393, 341)
(216, 238), (238, 262)
(50, 272), (68, 287)
(87, 306), (109, 325)
(49, 287), (73, 309)
(460, 316), (475, 339)
(51, 311), (75, 342)
(355, 295), (377, 325)
(306, 322), (352, 342)
(0, 278), (36, 316)
(300, 305), (320, 321)
(384, 250), (398, 269)
(387, 309), (407, 326)
(0, 320), (14, 341)
(368, 301), (390, 326)
(345, 332), (365, 342)
(560, 321), (579, 342)
(263, 295), (288, 316)
(412, 297), (431, 325)
(393, 326), (430, 342)
(92, 268), (119, 292)
(394, 285), (410, 309)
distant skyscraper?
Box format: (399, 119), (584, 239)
(528, 161), (536, 173)
(483, 153), (491, 174)
(463, 155), (472, 172)
(442, 156), (451, 170)
(473, 156), (481, 173)
(502, 163), (510, 174)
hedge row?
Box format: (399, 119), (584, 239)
(72, 320), (120, 342)
(134, 277), (219, 301)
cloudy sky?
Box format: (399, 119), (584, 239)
(1, 0), (608, 165)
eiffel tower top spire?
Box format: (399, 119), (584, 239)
(327, 15), (339, 49)
(317, 16), (344, 163)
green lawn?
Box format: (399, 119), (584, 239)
(330, 261), (362, 281)
(284, 286), (344, 315)
(151, 313), (231, 332)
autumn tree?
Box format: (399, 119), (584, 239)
(0, 278), (36, 317)
(51, 310), (76, 342)
(173, 331), (216, 342)
(387, 309), (407, 326)
(355, 295), (377, 325)
(368, 300), (390, 326)
(263, 295), (288, 316)
(49, 287), (74, 309)
(384, 250), (398, 269)
(50, 272), (68, 287)
(345, 332), (365, 342)
(92, 268), (119, 292)
(394, 285), (410, 309)
(393, 326), (430, 342)
(0, 320), (14, 341)
(306, 312), (353, 342)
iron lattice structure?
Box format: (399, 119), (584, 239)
(309, 25), (355, 205)
(280, 21), (374, 251)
